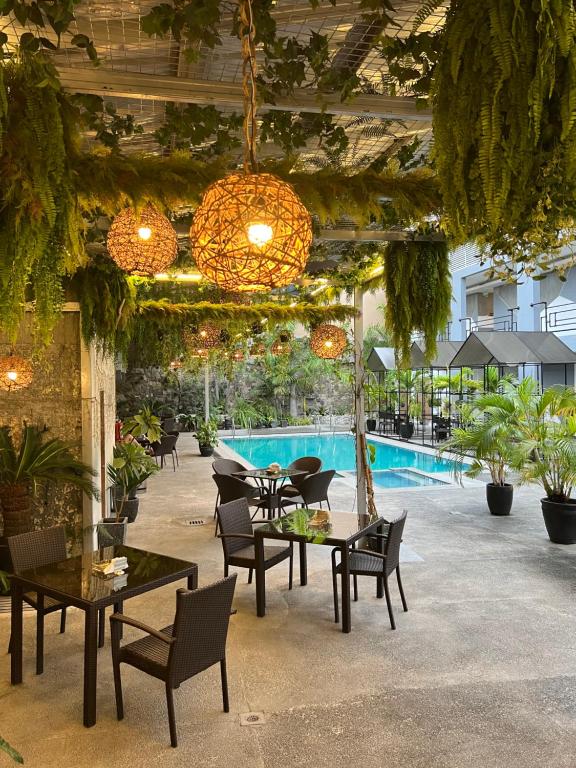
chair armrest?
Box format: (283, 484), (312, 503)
(217, 533), (255, 541)
(109, 613), (175, 644)
(367, 532), (389, 540)
(352, 548), (387, 560)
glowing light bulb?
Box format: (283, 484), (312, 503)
(247, 223), (273, 247)
(325, 340), (333, 348)
(7, 370), (17, 381)
(138, 226), (152, 240)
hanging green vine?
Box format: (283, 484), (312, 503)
(383, 239), (451, 367)
(432, 0), (576, 278)
(0, 54), (85, 343)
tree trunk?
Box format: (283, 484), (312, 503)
(289, 384), (298, 418)
(0, 483), (33, 538)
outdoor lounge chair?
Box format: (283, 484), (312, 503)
(7, 526), (69, 675)
(216, 498), (293, 590)
(331, 510), (408, 630)
(110, 575), (237, 748)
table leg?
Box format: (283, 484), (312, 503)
(255, 536), (266, 618)
(83, 606), (98, 727)
(113, 602), (123, 640)
(10, 581), (23, 685)
(187, 571), (198, 591)
(340, 544), (351, 633)
(299, 541), (308, 586)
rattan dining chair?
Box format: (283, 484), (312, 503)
(278, 456), (322, 500)
(216, 498), (293, 589)
(7, 526), (69, 675)
(110, 575), (237, 748)
(151, 434), (179, 470)
(331, 510), (408, 630)
(280, 469), (335, 511)
(212, 460), (268, 533)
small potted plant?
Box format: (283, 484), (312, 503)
(194, 419), (219, 457)
(399, 400), (421, 440)
(511, 382), (576, 542)
(107, 442), (159, 524)
(441, 388), (517, 516)
(176, 413), (197, 432)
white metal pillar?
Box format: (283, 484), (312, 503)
(204, 362), (210, 422)
(353, 286), (367, 522)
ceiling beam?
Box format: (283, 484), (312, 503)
(57, 66), (432, 121)
(317, 229), (445, 242)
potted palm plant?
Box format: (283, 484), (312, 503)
(0, 425), (99, 542)
(440, 381), (522, 516)
(510, 382), (576, 543)
(194, 419), (219, 457)
(106, 442), (159, 526)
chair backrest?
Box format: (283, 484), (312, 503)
(298, 469), (335, 505)
(212, 458), (247, 476)
(162, 418), (177, 432)
(8, 526), (67, 573)
(153, 434), (178, 456)
(286, 456), (322, 486)
(212, 473), (258, 506)
(216, 498), (254, 557)
(383, 510), (407, 575)
(168, 574), (237, 685)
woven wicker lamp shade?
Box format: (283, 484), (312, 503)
(183, 323), (221, 351)
(190, 173), (312, 292)
(107, 204), (178, 276)
(310, 324), (347, 359)
(271, 338), (290, 355)
(0, 354), (33, 392)
(250, 342), (266, 357)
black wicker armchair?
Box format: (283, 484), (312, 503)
(331, 510), (408, 630)
(110, 575), (237, 748)
(7, 526), (69, 675)
(280, 469), (335, 511)
(216, 498), (293, 589)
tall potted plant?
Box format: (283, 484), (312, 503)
(511, 383), (576, 543)
(106, 442), (159, 525)
(441, 381), (524, 516)
(194, 419), (219, 457)
(0, 425), (99, 540)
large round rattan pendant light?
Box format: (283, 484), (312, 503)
(0, 354), (33, 392)
(107, 203), (178, 276)
(190, 0), (312, 292)
(310, 324), (347, 359)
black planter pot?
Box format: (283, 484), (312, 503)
(398, 421), (414, 440)
(366, 418), (377, 432)
(541, 498), (576, 544)
(199, 444), (214, 457)
(486, 483), (513, 516)
(97, 517), (127, 547)
(113, 498), (139, 523)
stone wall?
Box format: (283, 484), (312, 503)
(0, 310), (115, 549)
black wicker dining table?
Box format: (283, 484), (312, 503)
(232, 467), (307, 518)
(253, 509), (386, 633)
(10, 544), (198, 727)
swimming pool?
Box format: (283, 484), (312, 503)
(223, 433), (457, 488)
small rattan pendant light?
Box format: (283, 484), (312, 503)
(190, 0), (312, 291)
(310, 324), (348, 359)
(107, 203), (178, 276)
(0, 353), (33, 392)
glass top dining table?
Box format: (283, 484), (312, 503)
(252, 509), (387, 633)
(10, 544), (198, 728)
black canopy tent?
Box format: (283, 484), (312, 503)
(449, 331), (576, 388)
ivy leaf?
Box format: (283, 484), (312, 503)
(12, 1), (28, 26)
(0, 31), (7, 47)
(19, 32), (40, 52)
(38, 36), (58, 50)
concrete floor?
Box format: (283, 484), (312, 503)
(2, 434), (576, 767)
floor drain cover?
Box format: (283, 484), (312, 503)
(173, 517), (206, 527)
(239, 712), (266, 726)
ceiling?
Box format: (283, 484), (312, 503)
(4, 0), (446, 167)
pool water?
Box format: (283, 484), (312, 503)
(223, 433), (457, 488)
